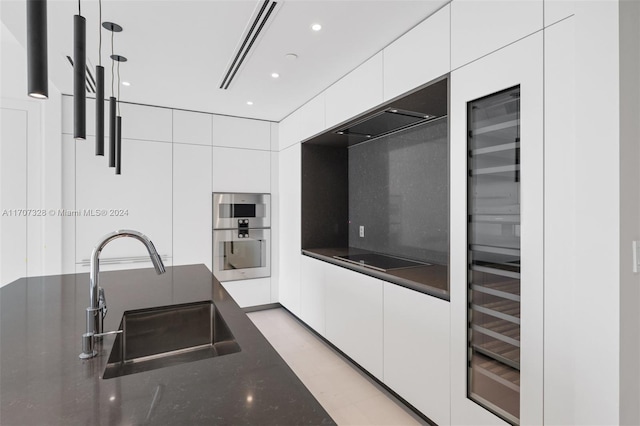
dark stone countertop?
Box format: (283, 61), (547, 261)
(0, 264), (334, 425)
(302, 247), (449, 301)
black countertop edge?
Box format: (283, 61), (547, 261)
(301, 250), (450, 302)
(0, 264), (335, 426)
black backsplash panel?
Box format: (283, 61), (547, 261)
(302, 144), (349, 249)
(348, 119), (449, 263)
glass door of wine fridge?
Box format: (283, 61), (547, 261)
(467, 86), (521, 425)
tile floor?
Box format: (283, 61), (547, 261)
(247, 308), (426, 426)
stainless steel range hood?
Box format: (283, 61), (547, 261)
(334, 108), (435, 143)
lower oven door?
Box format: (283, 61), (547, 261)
(213, 229), (270, 282)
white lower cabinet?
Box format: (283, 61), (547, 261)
(325, 265), (384, 380)
(383, 283), (451, 425)
(221, 277), (271, 308)
(299, 255), (326, 336)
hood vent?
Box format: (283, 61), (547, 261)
(335, 108), (435, 143)
(219, 0), (278, 90)
(66, 55), (96, 94)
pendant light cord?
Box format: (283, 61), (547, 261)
(117, 61), (121, 115)
(78, 0), (81, 16)
(98, 0), (102, 66)
(111, 30), (114, 97)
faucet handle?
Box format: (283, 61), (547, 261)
(98, 287), (107, 318)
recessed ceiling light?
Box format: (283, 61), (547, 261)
(311, 23), (322, 31)
(285, 53), (298, 60)
(246, 101), (254, 105)
(271, 73), (280, 79)
(122, 81), (130, 86)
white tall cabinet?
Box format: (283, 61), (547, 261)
(450, 33), (544, 425)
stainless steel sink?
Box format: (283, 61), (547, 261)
(102, 301), (240, 379)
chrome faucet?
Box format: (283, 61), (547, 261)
(79, 230), (166, 359)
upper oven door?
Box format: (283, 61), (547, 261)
(213, 228), (271, 282)
(213, 193), (271, 230)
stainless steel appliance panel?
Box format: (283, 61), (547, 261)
(213, 229), (270, 281)
(213, 193), (271, 230)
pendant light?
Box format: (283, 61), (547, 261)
(95, 0), (104, 155)
(111, 54), (127, 175)
(26, 0), (48, 99)
(74, 0), (86, 140)
(103, 22), (122, 167)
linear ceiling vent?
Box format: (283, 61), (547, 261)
(66, 55), (97, 94)
(219, 0), (278, 90)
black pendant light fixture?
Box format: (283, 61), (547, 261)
(111, 54), (127, 175)
(26, 0), (48, 99)
(103, 21), (122, 168)
(95, 0), (104, 155)
(74, 0), (86, 140)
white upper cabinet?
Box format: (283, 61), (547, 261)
(173, 143), (212, 269)
(173, 110), (212, 146)
(74, 136), (173, 270)
(212, 115), (271, 151)
(118, 103), (173, 142)
(325, 265), (384, 380)
(324, 52), (384, 130)
(212, 146), (270, 194)
(279, 94), (325, 150)
(383, 5), (451, 101)
(383, 283), (450, 425)
(544, 0), (575, 26)
(451, 0), (543, 70)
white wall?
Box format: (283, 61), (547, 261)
(0, 22), (62, 287)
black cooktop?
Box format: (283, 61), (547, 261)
(334, 253), (430, 272)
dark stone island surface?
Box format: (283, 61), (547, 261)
(0, 264), (334, 426)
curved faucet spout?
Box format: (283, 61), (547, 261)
(80, 229), (166, 359)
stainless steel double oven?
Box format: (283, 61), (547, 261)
(212, 193), (271, 282)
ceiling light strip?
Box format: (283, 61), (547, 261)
(219, 0), (277, 90)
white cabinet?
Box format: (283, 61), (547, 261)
(74, 137), (173, 271)
(212, 146), (270, 193)
(450, 0), (543, 70)
(0, 107), (27, 286)
(173, 143), (212, 270)
(277, 143), (301, 315)
(173, 110), (212, 146)
(544, 0), (575, 26)
(325, 52), (383, 130)
(118, 103), (173, 142)
(212, 115), (271, 151)
(278, 94), (325, 150)
(221, 277), (271, 308)
(383, 5), (450, 101)
(450, 33), (543, 425)
(325, 265), (383, 380)
(383, 283), (451, 425)
(299, 255), (326, 336)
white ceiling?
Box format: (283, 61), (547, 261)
(1, 0), (448, 122)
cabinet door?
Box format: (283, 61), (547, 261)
(278, 143), (302, 315)
(325, 264), (383, 380)
(451, 0), (543, 70)
(383, 4), (450, 101)
(173, 143), (212, 270)
(173, 110), (212, 146)
(212, 147), (270, 194)
(278, 95), (325, 150)
(383, 283), (450, 425)
(212, 115), (270, 151)
(299, 255), (326, 336)
(324, 53), (383, 129)
(75, 137), (173, 271)
(450, 33), (543, 425)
